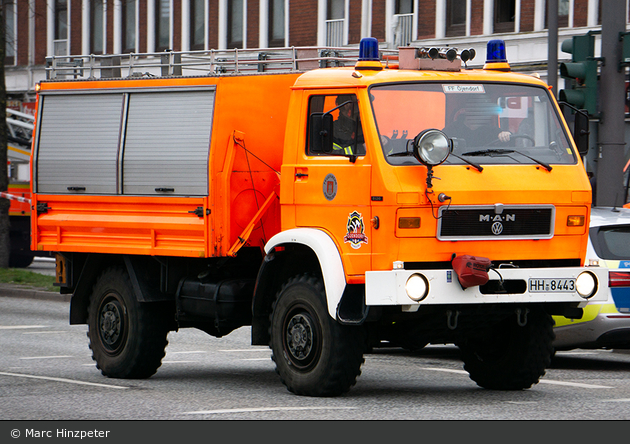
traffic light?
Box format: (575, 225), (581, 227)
(559, 33), (598, 116)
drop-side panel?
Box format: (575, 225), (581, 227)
(33, 195), (209, 258)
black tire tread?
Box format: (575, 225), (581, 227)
(87, 267), (169, 379)
(459, 308), (555, 390)
(270, 274), (365, 397)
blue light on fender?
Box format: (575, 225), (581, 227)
(359, 37), (380, 61)
(486, 40), (507, 63)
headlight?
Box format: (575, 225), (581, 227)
(576, 271), (598, 299)
(405, 273), (429, 301)
(413, 129), (451, 166)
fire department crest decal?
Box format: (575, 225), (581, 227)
(344, 211), (368, 249)
(323, 174), (337, 201)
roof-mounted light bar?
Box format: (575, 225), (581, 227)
(398, 46), (476, 71)
(416, 47), (475, 64)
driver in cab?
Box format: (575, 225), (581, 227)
(443, 107), (512, 147)
(332, 95), (364, 155)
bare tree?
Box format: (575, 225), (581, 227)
(0, 1), (10, 268)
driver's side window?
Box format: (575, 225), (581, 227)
(307, 93), (366, 156)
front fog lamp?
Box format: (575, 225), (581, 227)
(405, 273), (429, 301)
(413, 129), (451, 166)
(576, 271), (598, 299)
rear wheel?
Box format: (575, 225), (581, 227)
(9, 253), (35, 268)
(87, 267), (170, 379)
(458, 307), (554, 390)
(270, 274), (365, 397)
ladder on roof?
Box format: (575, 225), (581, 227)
(6, 108), (34, 150)
(45, 46), (397, 81)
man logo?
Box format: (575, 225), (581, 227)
(491, 221), (503, 235)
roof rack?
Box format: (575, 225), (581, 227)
(45, 46), (398, 81)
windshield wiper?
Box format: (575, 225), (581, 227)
(389, 148), (484, 172)
(448, 152), (483, 172)
(462, 149), (552, 172)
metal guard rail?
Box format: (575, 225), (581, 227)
(45, 46), (398, 80)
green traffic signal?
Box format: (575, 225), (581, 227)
(559, 34), (598, 116)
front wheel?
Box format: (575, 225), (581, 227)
(270, 274), (365, 397)
(458, 307), (554, 390)
(87, 267), (170, 379)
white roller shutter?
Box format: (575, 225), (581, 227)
(123, 89), (215, 196)
(35, 93), (123, 194)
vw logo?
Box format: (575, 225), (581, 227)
(491, 222), (503, 235)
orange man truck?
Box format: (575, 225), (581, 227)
(31, 39), (607, 396)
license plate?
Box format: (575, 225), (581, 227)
(528, 278), (576, 293)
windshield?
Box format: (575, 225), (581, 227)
(590, 225), (630, 261)
(370, 82), (577, 166)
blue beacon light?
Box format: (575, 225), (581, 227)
(356, 37), (383, 71)
(486, 39), (507, 63)
(484, 39), (510, 71)
(359, 37), (380, 61)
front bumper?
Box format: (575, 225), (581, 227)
(365, 266), (608, 309)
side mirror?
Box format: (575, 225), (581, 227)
(573, 109), (590, 156)
(560, 101), (590, 156)
(309, 113), (334, 154)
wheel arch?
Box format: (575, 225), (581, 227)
(69, 253), (167, 325)
(251, 228), (347, 345)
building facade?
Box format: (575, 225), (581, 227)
(2, 0), (629, 110)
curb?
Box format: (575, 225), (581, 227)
(0, 283), (71, 302)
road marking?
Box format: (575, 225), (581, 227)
(418, 367), (613, 389)
(418, 367), (468, 375)
(162, 360), (198, 364)
(241, 358), (270, 361)
(220, 349), (270, 352)
(167, 351), (207, 355)
(538, 380), (613, 389)
(19, 355), (74, 360)
(600, 398), (630, 402)
(184, 406), (356, 415)
(22, 331), (67, 334)
(0, 325), (48, 330)
(0, 371), (129, 390)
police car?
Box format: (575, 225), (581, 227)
(553, 206), (630, 350)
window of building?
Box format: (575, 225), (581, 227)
(4, 0), (16, 65)
(395, 0), (413, 14)
(446, 0), (466, 37)
(155, 0), (171, 51)
(394, 0), (414, 46)
(91, 0), (104, 54)
(268, 0), (285, 47)
(494, 0), (515, 33)
(54, 0), (68, 55)
(326, 0), (345, 46)
(545, 0), (569, 28)
(228, 0), (244, 49)
(122, 0), (137, 53)
(190, 0), (205, 50)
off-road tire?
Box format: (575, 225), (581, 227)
(270, 274), (365, 397)
(9, 253), (35, 268)
(458, 307), (555, 390)
(87, 267), (170, 379)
